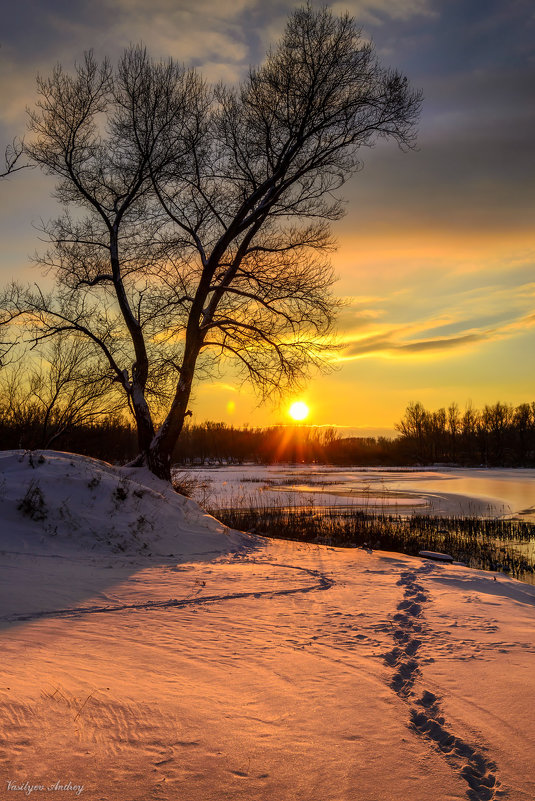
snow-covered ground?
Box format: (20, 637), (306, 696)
(1, 451), (535, 800)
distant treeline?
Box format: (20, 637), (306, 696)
(1, 400), (534, 467)
(0, 414), (139, 464)
(174, 424), (405, 465)
(0, 412), (401, 465)
(395, 401), (535, 467)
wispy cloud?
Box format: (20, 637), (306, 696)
(330, 0), (435, 25)
(335, 282), (535, 361)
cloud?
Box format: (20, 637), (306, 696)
(335, 302), (387, 332)
(338, 327), (480, 360)
(338, 315), (535, 360)
(0, 0), (256, 132)
(395, 332), (485, 353)
(109, 2), (251, 67)
(330, 0), (435, 25)
(335, 280), (535, 361)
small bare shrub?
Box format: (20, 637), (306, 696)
(113, 479), (129, 502)
(87, 475), (101, 490)
(172, 472), (212, 505)
(17, 481), (47, 520)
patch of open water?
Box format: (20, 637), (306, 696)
(187, 465), (535, 521)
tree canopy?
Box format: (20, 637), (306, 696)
(4, 6), (422, 479)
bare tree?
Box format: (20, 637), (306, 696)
(0, 138), (32, 364)
(0, 335), (120, 448)
(0, 138), (30, 178)
(7, 6), (421, 480)
(30, 336), (120, 448)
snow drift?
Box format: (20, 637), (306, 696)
(0, 450), (247, 558)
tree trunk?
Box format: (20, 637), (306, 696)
(131, 383), (156, 462)
(146, 346), (199, 481)
(147, 385), (192, 481)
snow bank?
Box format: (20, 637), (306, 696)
(0, 450), (247, 558)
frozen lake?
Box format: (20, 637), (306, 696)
(185, 465), (535, 521)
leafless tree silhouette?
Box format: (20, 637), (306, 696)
(0, 138), (30, 178)
(5, 6), (421, 479)
(0, 336), (119, 448)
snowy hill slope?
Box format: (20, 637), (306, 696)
(0, 450), (247, 558)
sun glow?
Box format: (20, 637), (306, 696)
(288, 401), (309, 421)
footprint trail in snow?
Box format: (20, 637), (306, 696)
(384, 564), (506, 801)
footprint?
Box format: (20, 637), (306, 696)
(417, 690), (437, 708)
(387, 571), (505, 800)
(397, 600), (422, 616)
(405, 638), (421, 656)
(411, 694), (502, 800)
(383, 647), (402, 666)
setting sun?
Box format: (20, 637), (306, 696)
(288, 401), (309, 421)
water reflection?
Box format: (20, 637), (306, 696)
(271, 468), (535, 520)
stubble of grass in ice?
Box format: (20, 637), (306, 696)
(210, 502), (535, 583)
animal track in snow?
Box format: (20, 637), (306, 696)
(411, 692), (504, 801)
(384, 566), (506, 801)
(0, 561), (334, 624)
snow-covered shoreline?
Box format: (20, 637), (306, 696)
(183, 462), (535, 520)
(1, 452), (534, 800)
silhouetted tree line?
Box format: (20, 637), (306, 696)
(0, 410), (402, 466)
(174, 424), (406, 465)
(395, 401), (535, 466)
(0, 412), (139, 464)
(1, 397), (533, 467)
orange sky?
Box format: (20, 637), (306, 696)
(1, 0), (534, 433)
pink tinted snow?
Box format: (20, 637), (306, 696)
(0, 452), (534, 800)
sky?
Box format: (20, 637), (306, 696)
(0, 0), (534, 434)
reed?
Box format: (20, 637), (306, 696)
(209, 503), (535, 583)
